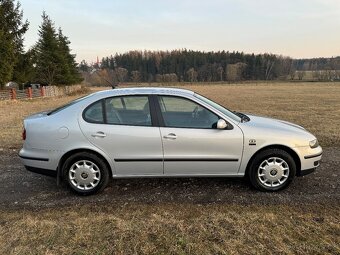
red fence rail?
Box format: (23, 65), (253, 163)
(0, 85), (82, 101)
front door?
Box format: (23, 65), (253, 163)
(157, 95), (243, 176)
(79, 95), (163, 176)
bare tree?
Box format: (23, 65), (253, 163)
(297, 71), (305, 80)
(114, 67), (128, 82)
(131, 70), (141, 83)
(186, 68), (197, 82)
(217, 66), (224, 81)
(226, 63), (247, 81)
(155, 74), (162, 83)
(265, 60), (275, 80)
(92, 69), (117, 87)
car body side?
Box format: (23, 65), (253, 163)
(19, 88), (322, 178)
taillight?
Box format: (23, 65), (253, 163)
(22, 128), (26, 140)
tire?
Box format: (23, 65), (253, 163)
(248, 148), (296, 191)
(62, 152), (110, 195)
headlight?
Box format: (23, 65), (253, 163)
(309, 139), (319, 148)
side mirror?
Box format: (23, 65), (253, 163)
(217, 119), (228, 129)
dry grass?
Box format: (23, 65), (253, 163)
(1, 82), (340, 148)
(0, 204), (339, 255)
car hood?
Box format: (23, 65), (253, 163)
(247, 114), (305, 130)
(241, 114), (314, 138)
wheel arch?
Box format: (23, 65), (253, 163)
(245, 144), (301, 176)
(58, 148), (114, 178)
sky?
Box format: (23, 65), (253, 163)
(20, 0), (340, 63)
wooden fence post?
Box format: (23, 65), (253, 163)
(10, 88), (16, 100)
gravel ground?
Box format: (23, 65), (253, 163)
(0, 147), (339, 210)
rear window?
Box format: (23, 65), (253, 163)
(47, 95), (91, 115)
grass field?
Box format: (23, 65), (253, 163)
(0, 82), (339, 254)
(1, 204), (339, 254)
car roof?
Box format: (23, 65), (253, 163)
(92, 87), (195, 97)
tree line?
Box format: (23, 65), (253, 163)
(80, 51), (293, 84)
(80, 50), (340, 84)
(0, 0), (81, 89)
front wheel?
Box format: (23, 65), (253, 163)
(248, 149), (296, 191)
(62, 152), (110, 195)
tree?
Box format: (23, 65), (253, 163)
(33, 12), (60, 85)
(12, 49), (35, 85)
(114, 67), (128, 82)
(55, 28), (82, 84)
(217, 66), (224, 81)
(131, 70), (141, 82)
(226, 63), (247, 81)
(186, 68), (197, 82)
(0, 0), (28, 87)
(79, 60), (90, 72)
(0, 29), (14, 88)
(94, 69), (117, 86)
(34, 13), (82, 85)
(297, 71), (305, 80)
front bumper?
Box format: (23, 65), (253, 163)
(297, 167), (316, 176)
(295, 145), (322, 176)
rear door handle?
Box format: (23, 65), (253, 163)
(92, 131), (106, 138)
(163, 133), (177, 140)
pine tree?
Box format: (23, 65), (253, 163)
(12, 49), (35, 85)
(0, 29), (15, 87)
(34, 12), (61, 85)
(0, 0), (28, 88)
(56, 28), (82, 84)
(34, 13), (82, 85)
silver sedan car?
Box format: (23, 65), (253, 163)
(19, 88), (322, 195)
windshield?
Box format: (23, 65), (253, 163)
(47, 94), (92, 115)
(194, 93), (241, 122)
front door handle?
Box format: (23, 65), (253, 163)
(163, 133), (177, 140)
(92, 131), (106, 138)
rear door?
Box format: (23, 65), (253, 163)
(156, 95), (243, 176)
(78, 95), (163, 176)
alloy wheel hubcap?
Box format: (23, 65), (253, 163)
(257, 157), (289, 188)
(69, 160), (101, 190)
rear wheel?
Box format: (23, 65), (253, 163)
(63, 152), (110, 195)
(248, 149), (296, 191)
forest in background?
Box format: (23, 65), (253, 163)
(80, 51), (340, 85)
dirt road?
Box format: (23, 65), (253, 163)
(0, 147), (339, 210)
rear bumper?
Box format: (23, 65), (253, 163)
(25, 166), (57, 177)
(19, 147), (59, 171)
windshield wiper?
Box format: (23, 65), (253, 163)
(233, 111), (250, 123)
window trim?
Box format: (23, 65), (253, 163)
(154, 95), (233, 130)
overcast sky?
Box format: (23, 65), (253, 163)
(20, 0), (340, 62)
